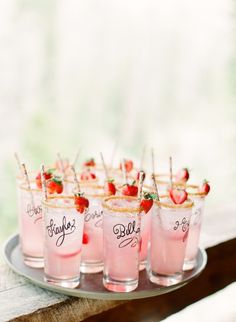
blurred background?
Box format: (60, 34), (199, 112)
(0, 0), (235, 245)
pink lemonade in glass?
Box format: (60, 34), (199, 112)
(102, 196), (142, 292)
(42, 196), (84, 288)
(149, 197), (193, 286)
(80, 185), (108, 273)
(18, 182), (44, 267)
(184, 186), (206, 270)
(139, 208), (151, 270)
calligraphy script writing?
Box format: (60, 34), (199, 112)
(26, 203), (42, 223)
(173, 217), (189, 232)
(85, 210), (103, 228)
(113, 221), (140, 248)
(46, 216), (76, 247)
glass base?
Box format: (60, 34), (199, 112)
(23, 255), (44, 268)
(183, 258), (197, 271)
(44, 274), (80, 288)
(139, 260), (147, 271)
(149, 270), (182, 286)
(80, 261), (103, 273)
(103, 275), (138, 292)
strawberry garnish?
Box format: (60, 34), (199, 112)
(80, 170), (96, 181)
(74, 193), (89, 213)
(104, 179), (116, 196)
(46, 176), (63, 194)
(82, 233), (89, 244)
(140, 192), (154, 214)
(119, 159), (133, 173)
(35, 169), (54, 189)
(175, 168), (189, 183)
(136, 170), (146, 182)
(169, 188), (188, 204)
(199, 180), (210, 195)
(122, 181), (138, 197)
(83, 158), (95, 167)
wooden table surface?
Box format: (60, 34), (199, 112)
(1, 203), (236, 322)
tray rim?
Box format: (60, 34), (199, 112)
(3, 234), (207, 300)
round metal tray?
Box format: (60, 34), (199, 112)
(3, 234), (207, 300)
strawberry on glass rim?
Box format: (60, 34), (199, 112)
(140, 192), (154, 214)
(74, 193), (89, 213)
(175, 168), (190, 183)
(169, 188), (188, 205)
(119, 159), (133, 173)
(80, 170), (97, 181)
(35, 169), (54, 189)
(122, 181), (138, 197)
(46, 176), (63, 194)
(83, 158), (96, 167)
(104, 179), (116, 196)
(199, 179), (210, 195)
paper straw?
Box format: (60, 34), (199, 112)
(22, 163), (35, 206)
(14, 152), (24, 177)
(151, 173), (160, 202)
(70, 165), (81, 194)
(138, 170), (145, 201)
(73, 147), (81, 168)
(40, 164), (48, 201)
(100, 152), (109, 180)
(169, 156), (173, 188)
(121, 158), (127, 184)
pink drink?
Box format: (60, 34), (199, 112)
(18, 183), (44, 267)
(139, 209), (151, 270)
(43, 196), (84, 288)
(184, 195), (205, 270)
(103, 196), (141, 292)
(149, 199), (193, 286)
(80, 186), (107, 273)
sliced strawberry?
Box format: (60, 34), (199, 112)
(199, 179), (210, 195)
(46, 180), (57, 194)
(119, 159), (133, 173)
(104, 179), (116, 195)
(136, 170), (146, 181)
(82, 233), (89, 244)
(35, 169), (54, 189)
(80, 171), (96, 181)
(83, 158), (95, 167)
(169, 188), (188, 205)
(175, 168), (189, 183)
(122, 182), (138, 197)
(140, 193), (154, 214)
(74, 193), (89, 213)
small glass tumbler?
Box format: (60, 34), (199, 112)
(149, 197), (193, 286)
(18, 182), (44, 267)
(80, 185), (108, 273)
(42, 196), (84, 288)
(102, 196), (142, 292)
(183, 185), (206, 270)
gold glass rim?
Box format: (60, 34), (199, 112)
(185, 184), (207, 197)
(19, 183), (41, 193)
(42, 195), (80, 209)
(154, 195), (194, 209)
(65, 177), (99, 184)
(102, 196), (141, 213)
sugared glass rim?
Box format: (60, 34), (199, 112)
(42, 195), (80, 209)
(102, 196), (141, 213)
(185, 184), (207, 197)
(80, 184), (110, 198)
(19, 182), (41, 193)
(154, 194), (194, 209)
(65, 176), (99, 184)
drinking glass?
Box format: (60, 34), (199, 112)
(42, 196), (84, 288)
(18, 182), (44, 267)
(102, 196), (142, 292)
(183, 185), (206, 270)
(149, 196), (193, 286)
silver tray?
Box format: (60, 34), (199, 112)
(3, 234), (207, 300)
